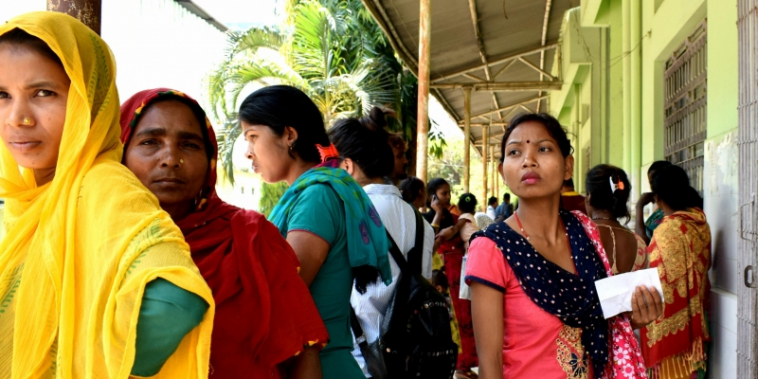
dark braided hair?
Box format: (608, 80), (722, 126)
(586, 164), (631, 222)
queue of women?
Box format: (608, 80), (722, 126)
(0, 12), (711, 379)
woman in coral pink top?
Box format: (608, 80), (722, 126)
(465, 113), (663, 379)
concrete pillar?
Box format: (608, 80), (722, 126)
(630, 0), (642, 202)
(622, 0), (631, 175)
(482, 125), (489, 212)
(463, 87), (472, 192)
(47, 0), (101, 34)
(416, 0), (432, 183)
(490, 144), (496, 201)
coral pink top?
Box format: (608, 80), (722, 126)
(465, 237), (594, 379)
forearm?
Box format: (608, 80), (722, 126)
(471, 283), (504, 379)
(286, 345), (323, 379)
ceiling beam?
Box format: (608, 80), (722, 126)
(432, 43), (558, 83)
(460, 123), (509, 127)
(519, 104), (533, 113)
(537, 0), (554, 112)
(518, 57), (555, 81)
(469, 95), (549, 120)
(432, 81), (562, 91)
(492, 59), (517, 80)
(463, 72), (487, 82)
(362, 0), (418, 72)
(467, 0), (491, 81)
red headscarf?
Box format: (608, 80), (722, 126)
(120, 89), (328, 378)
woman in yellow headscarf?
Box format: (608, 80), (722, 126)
(0, 12), (214, 379)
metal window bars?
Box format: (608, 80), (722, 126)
(663, 20), (707, 195)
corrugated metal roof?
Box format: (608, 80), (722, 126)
(363, 0), (577, 159)
(175, 0), (228, 32)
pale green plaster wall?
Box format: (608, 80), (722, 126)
(707, 0), (738, 138)
(607, 0), (625, 168)
(640, 0), (707, 166)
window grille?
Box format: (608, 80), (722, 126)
(663, 21), (707, 195)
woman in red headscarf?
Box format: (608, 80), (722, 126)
(120, 88), (329, 379)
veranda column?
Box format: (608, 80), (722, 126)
(490, 144), (496, 200)
(463, 87), (472, 192)
(47, 0), (102, 34)
(416, 0), (432, 183)
(482, 125), (489, 212)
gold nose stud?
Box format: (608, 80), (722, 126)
(180, 159), (184, 164)
(22, 117), (32, 126)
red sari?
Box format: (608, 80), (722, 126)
(433, 211), (478, 371)
(641, 209), (711, 378)
(121, 89), (329, 378)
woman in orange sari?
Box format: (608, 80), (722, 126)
(641, 165), (711, 379)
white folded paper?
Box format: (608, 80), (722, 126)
(594, 268), (664, 319)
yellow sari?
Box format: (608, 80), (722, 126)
(0, 12), (214, 379)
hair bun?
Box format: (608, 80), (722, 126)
(361, 106), (392, 131)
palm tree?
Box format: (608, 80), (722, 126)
(209, 0), (425, 183)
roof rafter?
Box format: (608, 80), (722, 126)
(432, 43), (558, 83)
(518, 56), (555, 81)
(432, 81), (562, 91)
(537, 0), (554, 111)
(466, 0), (506, 120)
(468, 95), (549, 120)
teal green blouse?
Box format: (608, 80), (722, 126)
(131, 278), (209, 377)
(282, 184), (366, 379)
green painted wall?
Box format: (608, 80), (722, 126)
(707, 0), (738, 138)
(607, 0), (625, 168)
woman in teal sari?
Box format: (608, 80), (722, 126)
(237, 85), (392, 379)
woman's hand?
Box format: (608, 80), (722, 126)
(629, 285), (664, 329)
(430, 195), (444, 214)
(636, 192), (656, 210)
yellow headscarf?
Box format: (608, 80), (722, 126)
(0, 12), (214, 379)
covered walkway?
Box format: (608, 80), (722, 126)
(364, 0), (757, 377)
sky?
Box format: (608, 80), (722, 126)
(0, 0), (463, 141)
(192, 0), (283, 30)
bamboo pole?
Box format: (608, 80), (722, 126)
(416, 0), (432, 183)
(482, 125), (489, 212)
(47, 0), (101, 34)
(463, 87), (472, 192)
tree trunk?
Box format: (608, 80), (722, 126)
(47, 0), (101, 35)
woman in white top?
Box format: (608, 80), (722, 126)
(329, 108), (434, 377)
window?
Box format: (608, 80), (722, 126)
(664, 21), (707, 195)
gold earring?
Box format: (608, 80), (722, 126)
(288, 144), (293, 153)
(22, 117), (32, 126)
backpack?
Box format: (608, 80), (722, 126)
(350, 209), (458, 379)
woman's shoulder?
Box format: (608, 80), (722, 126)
(80, 159), (160, 208)
(298, 182), (341, 203)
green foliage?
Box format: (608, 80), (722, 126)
(427, 137), (486, 201)
(428, 121), (447, 159)
(208, 0), (431, 210)
(259, 182), (289, 218)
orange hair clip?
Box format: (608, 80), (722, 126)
(316, 143), (339, 162)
